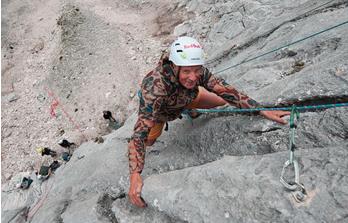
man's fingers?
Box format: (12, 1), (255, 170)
(134, 195), (146, 207)
(273, 116), (287, 125)
(279, 111), (291, 117)
(261, 111), (288, 125)
(129, 192), (146, 208)
(129, 192), (136, 205)
(273, 111), (290, 116)
(130, 194), (140, 207)
(140, 196), (147, 207)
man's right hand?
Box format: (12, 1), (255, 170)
(128, 172), (147, 208)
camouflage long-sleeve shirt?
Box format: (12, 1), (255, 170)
(129, 54), (259, 174)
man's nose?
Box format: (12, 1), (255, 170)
(189, 73), (198, 81)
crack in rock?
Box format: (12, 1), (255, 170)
(263, 95), (348, 107)
(53, 199), (72, 223)
(96, 192), (126, 223)
(249, 127), (282, 136)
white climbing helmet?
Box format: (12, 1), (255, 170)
(169, 36), (205, 66)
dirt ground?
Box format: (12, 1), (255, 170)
(1, 0), (190, 184)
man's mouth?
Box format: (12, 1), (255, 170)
(186, 80), (195, 86)
(186, 82), (195, 88)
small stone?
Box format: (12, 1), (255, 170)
(94, 136), (104, 144)
(55, 129), (65, 137)
(335, 68), (345, 76)
(130, 92), (135, 98)
(294, 61), (305, 67)
(146, 57), (152, 64)
(4, 173), (12, 180)
(31, 39), (44, 54)
(4, 131), (12, 138)
(5, 93), (20, 103)
(287, 50), (297, 57)
(224, 212), (230, 218)
(149, 150), (160, 155)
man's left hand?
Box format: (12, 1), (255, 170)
(260, 110), (290, 125)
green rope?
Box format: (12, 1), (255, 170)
(214, 20), (348, 74)
(192, 102), (348, 113)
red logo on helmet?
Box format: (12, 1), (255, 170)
(184, 44), (201, 49)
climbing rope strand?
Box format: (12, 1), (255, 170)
(45, 87), (88, 141)
(304, 0), (338, 14)
(193, 102), (348, 113)
(214, 20), (348, 74)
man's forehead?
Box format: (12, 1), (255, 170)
(181, 65), (202, 70)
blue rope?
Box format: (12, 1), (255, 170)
(193, 102), (348, 113)
(214, 20), (348, 74)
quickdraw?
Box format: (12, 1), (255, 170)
(279, 105), (307, 202)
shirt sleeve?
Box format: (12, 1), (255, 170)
(200, 68), (260, 108)
(128, 73), (168, 174)
(129, 115), (153, 174)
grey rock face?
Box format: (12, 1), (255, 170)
(2, 0), (348, 222)
(142, 107), (348, 177)
(143, 144), (348, 223)
(185, 0), (348, 105)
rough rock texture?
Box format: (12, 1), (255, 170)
(2, 0), (348, 222)
(180, 0), (348, 105)
(143, 144), (348, 223)
(1, 0), (174, 183)
(2, 106), (348, 222)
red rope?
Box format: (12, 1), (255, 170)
(26, 179), (53, 221)
(45, 87), (88, 141)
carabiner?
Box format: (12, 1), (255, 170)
(280, 159), (300, 191)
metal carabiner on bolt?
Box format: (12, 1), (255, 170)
(280, 105), (307, 202)
(280, 158), (300, 191)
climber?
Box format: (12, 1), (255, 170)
(127, 36), (290, 208)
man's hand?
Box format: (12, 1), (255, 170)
(128, 172), (147, 208)
(260, 110), (290, 125)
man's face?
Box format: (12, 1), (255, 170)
(178, 65), (202, 89)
